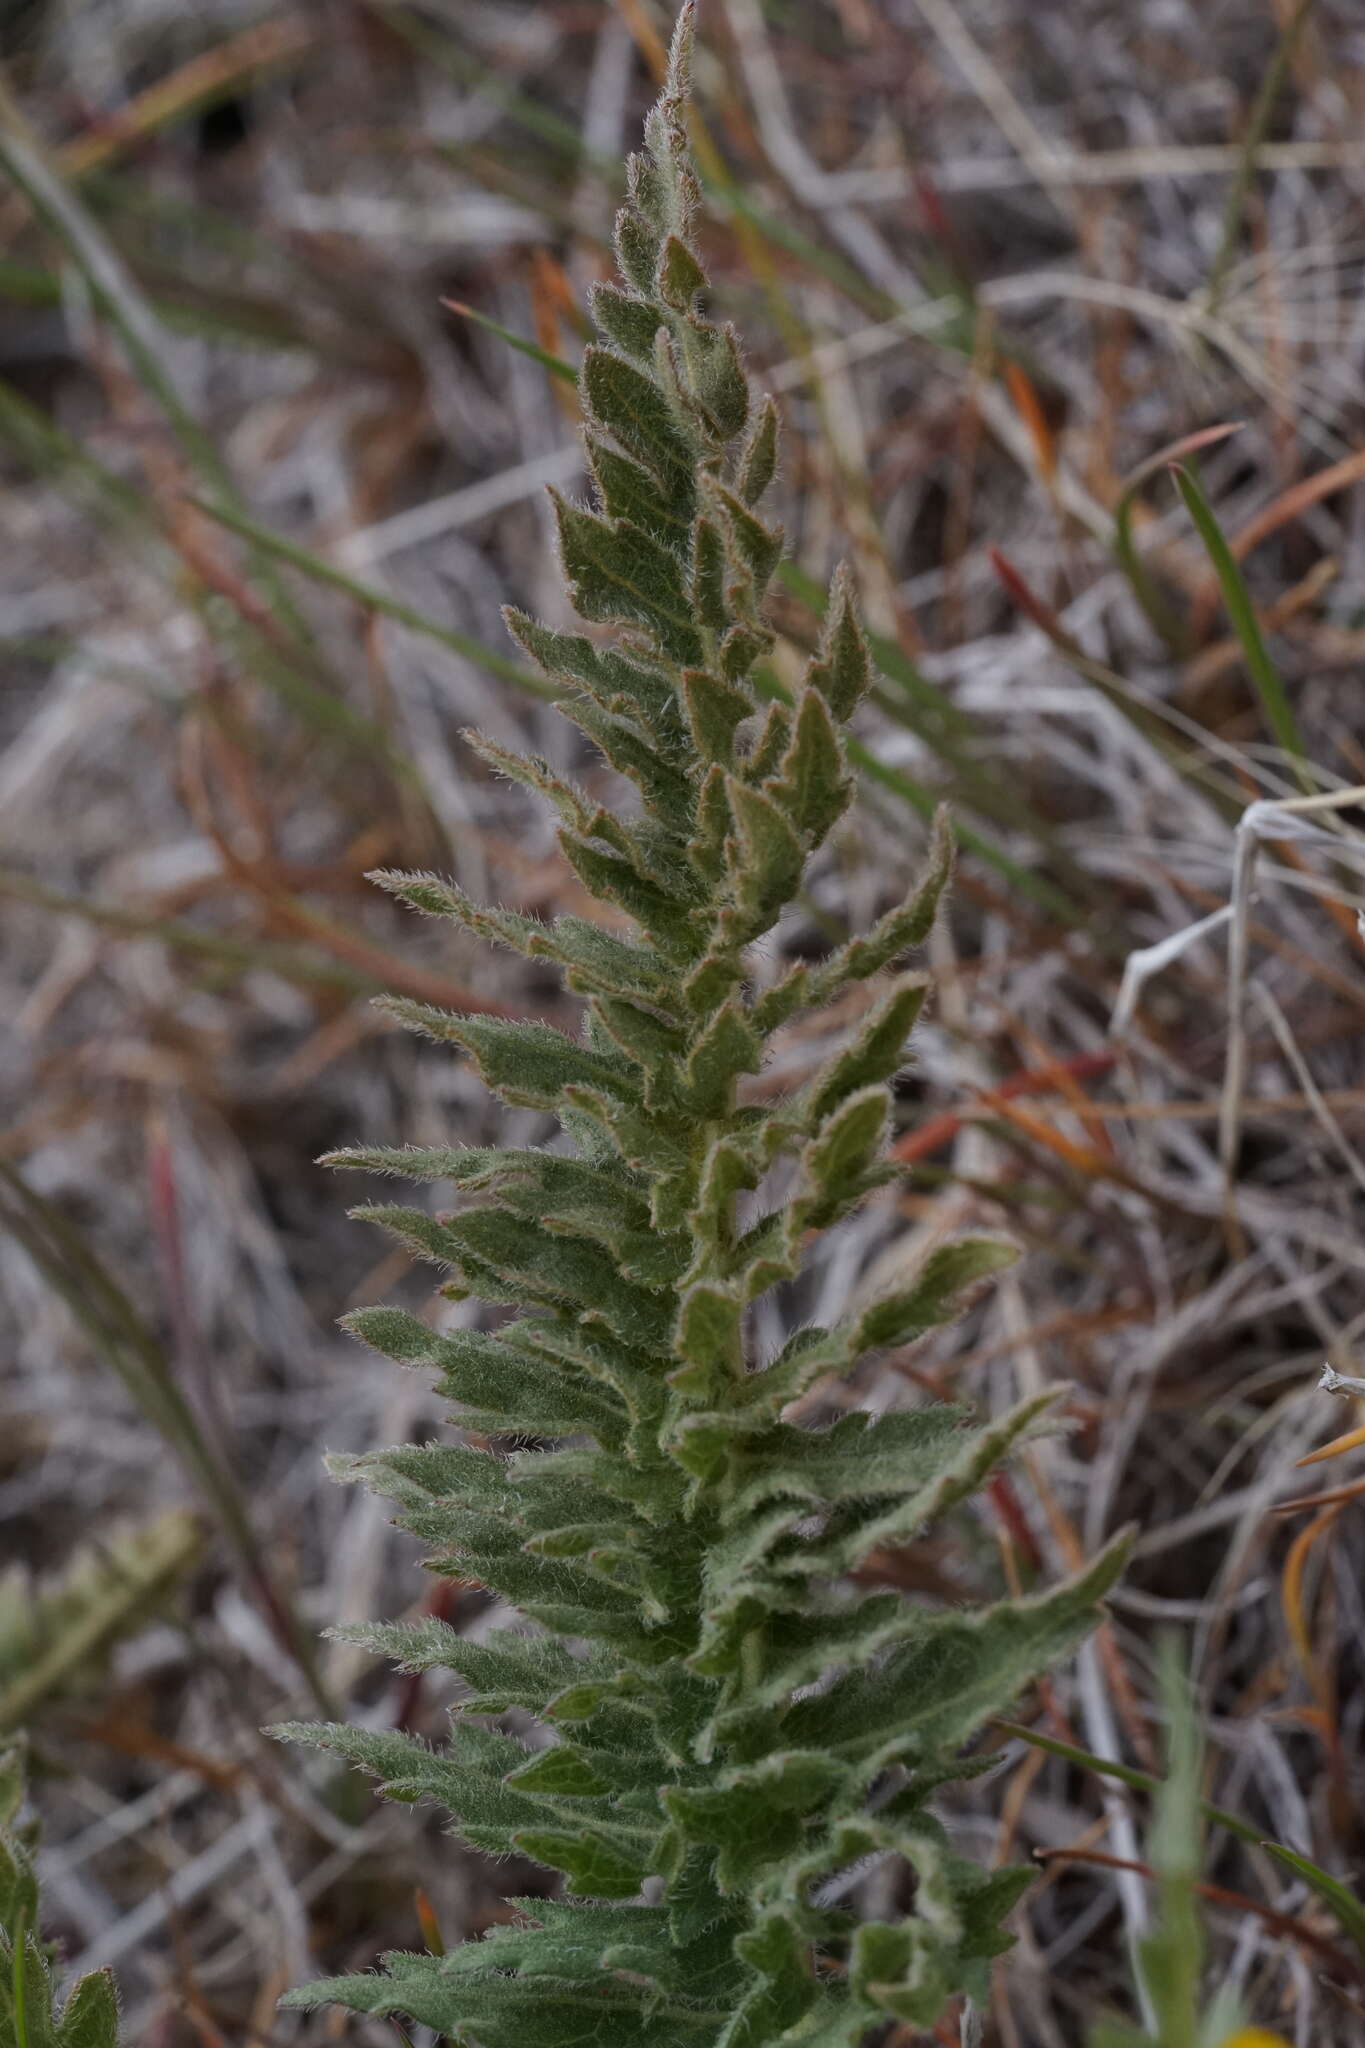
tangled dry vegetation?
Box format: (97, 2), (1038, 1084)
(1, 1), (1364, 2043)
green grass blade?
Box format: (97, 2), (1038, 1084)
(851, 732), (1083, 923)
(0, 867), (394, 997)
(187, 497), (551, 698)
(992, 1718), (1264, 1852)
(1263, 1842), (1365, 1961)
(441, 296), (580, 384)
(0, 372), (162, 539)
(1170, 460), (1313, 792)
(1112, 423), (1242, 649)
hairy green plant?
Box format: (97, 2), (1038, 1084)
(277, 12), (1126, 2040)
(1, 1742), (120, 2048)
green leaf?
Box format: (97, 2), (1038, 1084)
(720, 620), (774, 683)
(724, 777), (805, 938)
(343, 1308), (626, 1442)
(798, 1084), (890, 1222)
(595, 996), (686, 1081)
(849, 1914), (952, 2027)
(691, 518), (730, 634)
(736, 396), (780, 508)
(503, 610), (680, 736)
(380, 1004), (641, 1114)
(553, 492), (704, 666)
(285, 1953), (722, 2045)
(658, 234), (707, 310)
(693, 1397), (1059, 1646)
(767, 686), (851, 846)
(780, 1389), (1064, 1581)
(512, 1828), (651, 1900)
(747, 702), (792, 782)
(348, 1205), (670, 1349)
(444, 1897), (744, 2002)
(516, 1321), (671, 1448)
(560, 834), (701, 955)
(331, 1144), (648, 1233)
(805, 564), (871, 721)
(590, 441), (694, 550)
(712, 482), (784, 593)
(505, 1747), (612, 1798)
(728, 1403), (972, 1517)
(718, 1912), (816, 2045)
(688, 1137), (762, 1260)
(463, 730), (597, 834)
(327, 1619), (606, 1709)
(590, 282), (665, 362)
(582, 346), (696, 495)
(686, 323), (751, 443)
(783, 1531), (1131, 1754)
(840, 1843), (1032, 2028)
(672, 1284), (743, 1399)
(797, 803), (954, 1014)
(663, 1751), (846, 1890)
(682, 668), (755, 767)
(804, 975), (930, 1126)
(367, 865), (542, 943)
(326, 1438), (511, 1513)
(616, 201), (663, 294)
(53, 1972), (120, 2048)
(271, 1720), (542, 1844)
(679, 1003), (763, 1120)
(853, 1237), (1020, 1352)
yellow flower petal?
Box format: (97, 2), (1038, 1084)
(1218, 2032), (1294, 2048)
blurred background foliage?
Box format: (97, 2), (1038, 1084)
(1, 0), (1364, 2041)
